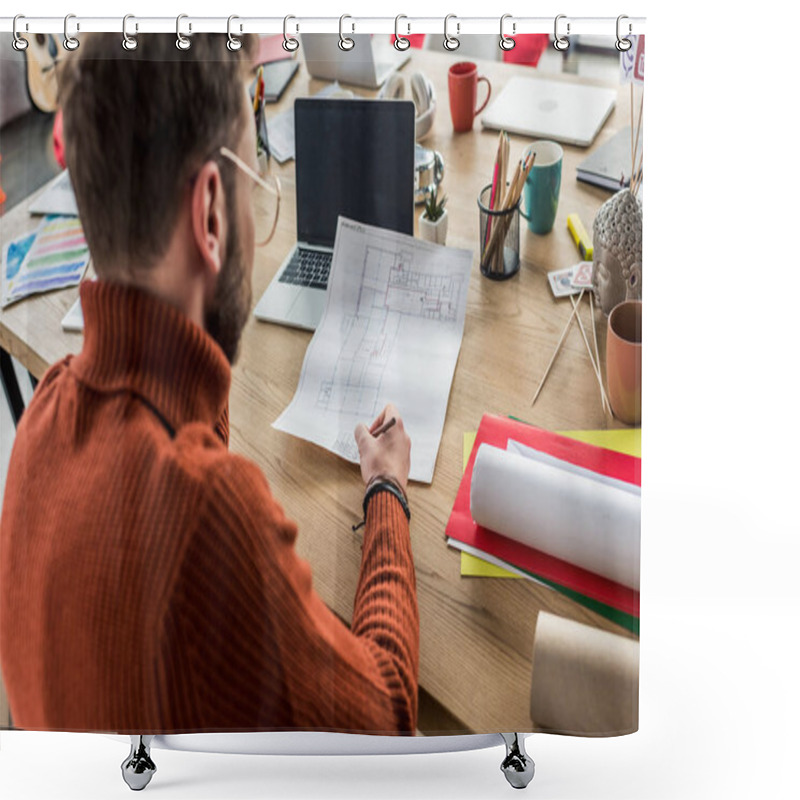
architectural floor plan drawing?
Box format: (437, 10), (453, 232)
(274, 218), (473, 483)
(317, 244), (464, 419)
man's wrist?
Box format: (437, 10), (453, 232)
(362, 479), (411, 523)
(365, 474), (408, 503)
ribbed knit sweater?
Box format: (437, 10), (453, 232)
(0, 281), (419, 734)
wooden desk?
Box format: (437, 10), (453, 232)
(0, 49), (637, 734)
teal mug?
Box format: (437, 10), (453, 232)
(519, 141), (563, 235)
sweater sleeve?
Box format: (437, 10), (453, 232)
(158, 452), (419, 734)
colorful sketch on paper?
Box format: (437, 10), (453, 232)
(2, 216), (89, 307)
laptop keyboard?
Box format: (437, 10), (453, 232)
(278, 248), (332, 290)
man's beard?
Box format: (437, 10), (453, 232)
(204, 213), (251, 365)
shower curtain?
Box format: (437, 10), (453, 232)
(0, 13), (644, 786)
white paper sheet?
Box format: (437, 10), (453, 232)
(27, 171), (79, 217)
(470, 443), (641, 589)
(61, 293), (86, 332)
(274, 217), (473, 483)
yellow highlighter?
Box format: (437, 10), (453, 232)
(567, 213), (593, 260)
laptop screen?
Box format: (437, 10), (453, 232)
(294, 98), (415, 247)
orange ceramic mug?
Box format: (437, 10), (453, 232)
(448, 62), (492, 132)
(606, 300), (642, 425)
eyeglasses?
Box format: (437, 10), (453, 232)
(219, 146), (281, 247)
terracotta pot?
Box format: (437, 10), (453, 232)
(606, 300), (642, 426)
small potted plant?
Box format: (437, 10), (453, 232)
(419, 187), (448, 245)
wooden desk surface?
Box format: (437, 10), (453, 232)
(0, 49), (637, 734)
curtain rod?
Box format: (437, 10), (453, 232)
(0, 15), (646, 37)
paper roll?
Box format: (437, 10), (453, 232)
(530, 612), (638, 735)
(470, 443), (640, 590)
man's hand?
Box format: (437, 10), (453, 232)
(354, 404), (411, 494)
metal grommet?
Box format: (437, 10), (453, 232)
(553, 14), (570, 51)
(443, 13), (460, 51)
(615, 15), (632, 51)
(12, 15), (29, 51)
(63, 13), (80, 51)
(176, 13), (191, 51)
(122, 14), (138, 51)
(282, 15), (299, 52)
(338, 14), (355, 51)
(227, 15), (242, 51)
(499, 13), (516, 51)
(394, 15), (411, 51)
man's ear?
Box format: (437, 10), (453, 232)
(190, 160), (227, 281)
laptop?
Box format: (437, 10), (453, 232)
(301, 33), (410, 89)
(481, 76), (617, 148)
(254, 98), (415, 331)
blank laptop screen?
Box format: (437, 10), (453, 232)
(294, 98), (415, 247)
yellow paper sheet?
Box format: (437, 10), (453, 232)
(460, 427), (641, 578)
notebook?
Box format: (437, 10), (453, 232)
(576, 126), (641, 190)
(253, 98), (415, 331)
(481, 76), (616, 148)
(259, 59), (299, 104)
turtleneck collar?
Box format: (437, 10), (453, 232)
(70, 280), (231, 434)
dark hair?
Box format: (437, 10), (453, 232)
(58, 33), (256, 276)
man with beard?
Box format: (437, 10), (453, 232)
(0, 34), (418, 735)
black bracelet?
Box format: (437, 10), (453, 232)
(352, 481), (411, 532)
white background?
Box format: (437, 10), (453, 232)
(2, 1), (799, 798)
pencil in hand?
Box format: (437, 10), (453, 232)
(372, 417), (397, 437)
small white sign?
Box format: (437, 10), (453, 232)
(620, 35), (645, 85)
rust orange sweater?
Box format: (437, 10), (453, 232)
(0, 281), (418, 734)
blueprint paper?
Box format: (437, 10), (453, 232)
(273, 217), (473, 483)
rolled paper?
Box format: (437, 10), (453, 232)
(469, 443), (640, 590)
(530, 612), (639, 735)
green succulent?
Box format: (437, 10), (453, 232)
(423, 187), (447, 222)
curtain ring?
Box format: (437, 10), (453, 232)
(283, 15), (299, 52)
(122, 14), (138, 51)
(615, 15), (632, 51)
(443, 13), (460, 51)
(12, 15), (28, 51)
(338, 14), (355, 51)
(63, 13), (80, 51)
(394, 15), (411, 51)
(176, 14), (191, 51)
(227, 15), (242, 51)
(553, 14), (570, 51)
(499, 14), (516, 51)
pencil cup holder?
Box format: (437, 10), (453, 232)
(478, 184), (520, 280)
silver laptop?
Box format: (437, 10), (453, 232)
(481, 76), (617, 148)
(254, 98), (415, 331)
(301, 33), (410, 89)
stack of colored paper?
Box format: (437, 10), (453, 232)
(446, 415), (641, 633)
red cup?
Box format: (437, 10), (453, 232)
(448, 62), (492, 133)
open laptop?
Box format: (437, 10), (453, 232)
(254, 98), (415, 331)
(481, 76), (617, 148)
(301, 33), (410, 89)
